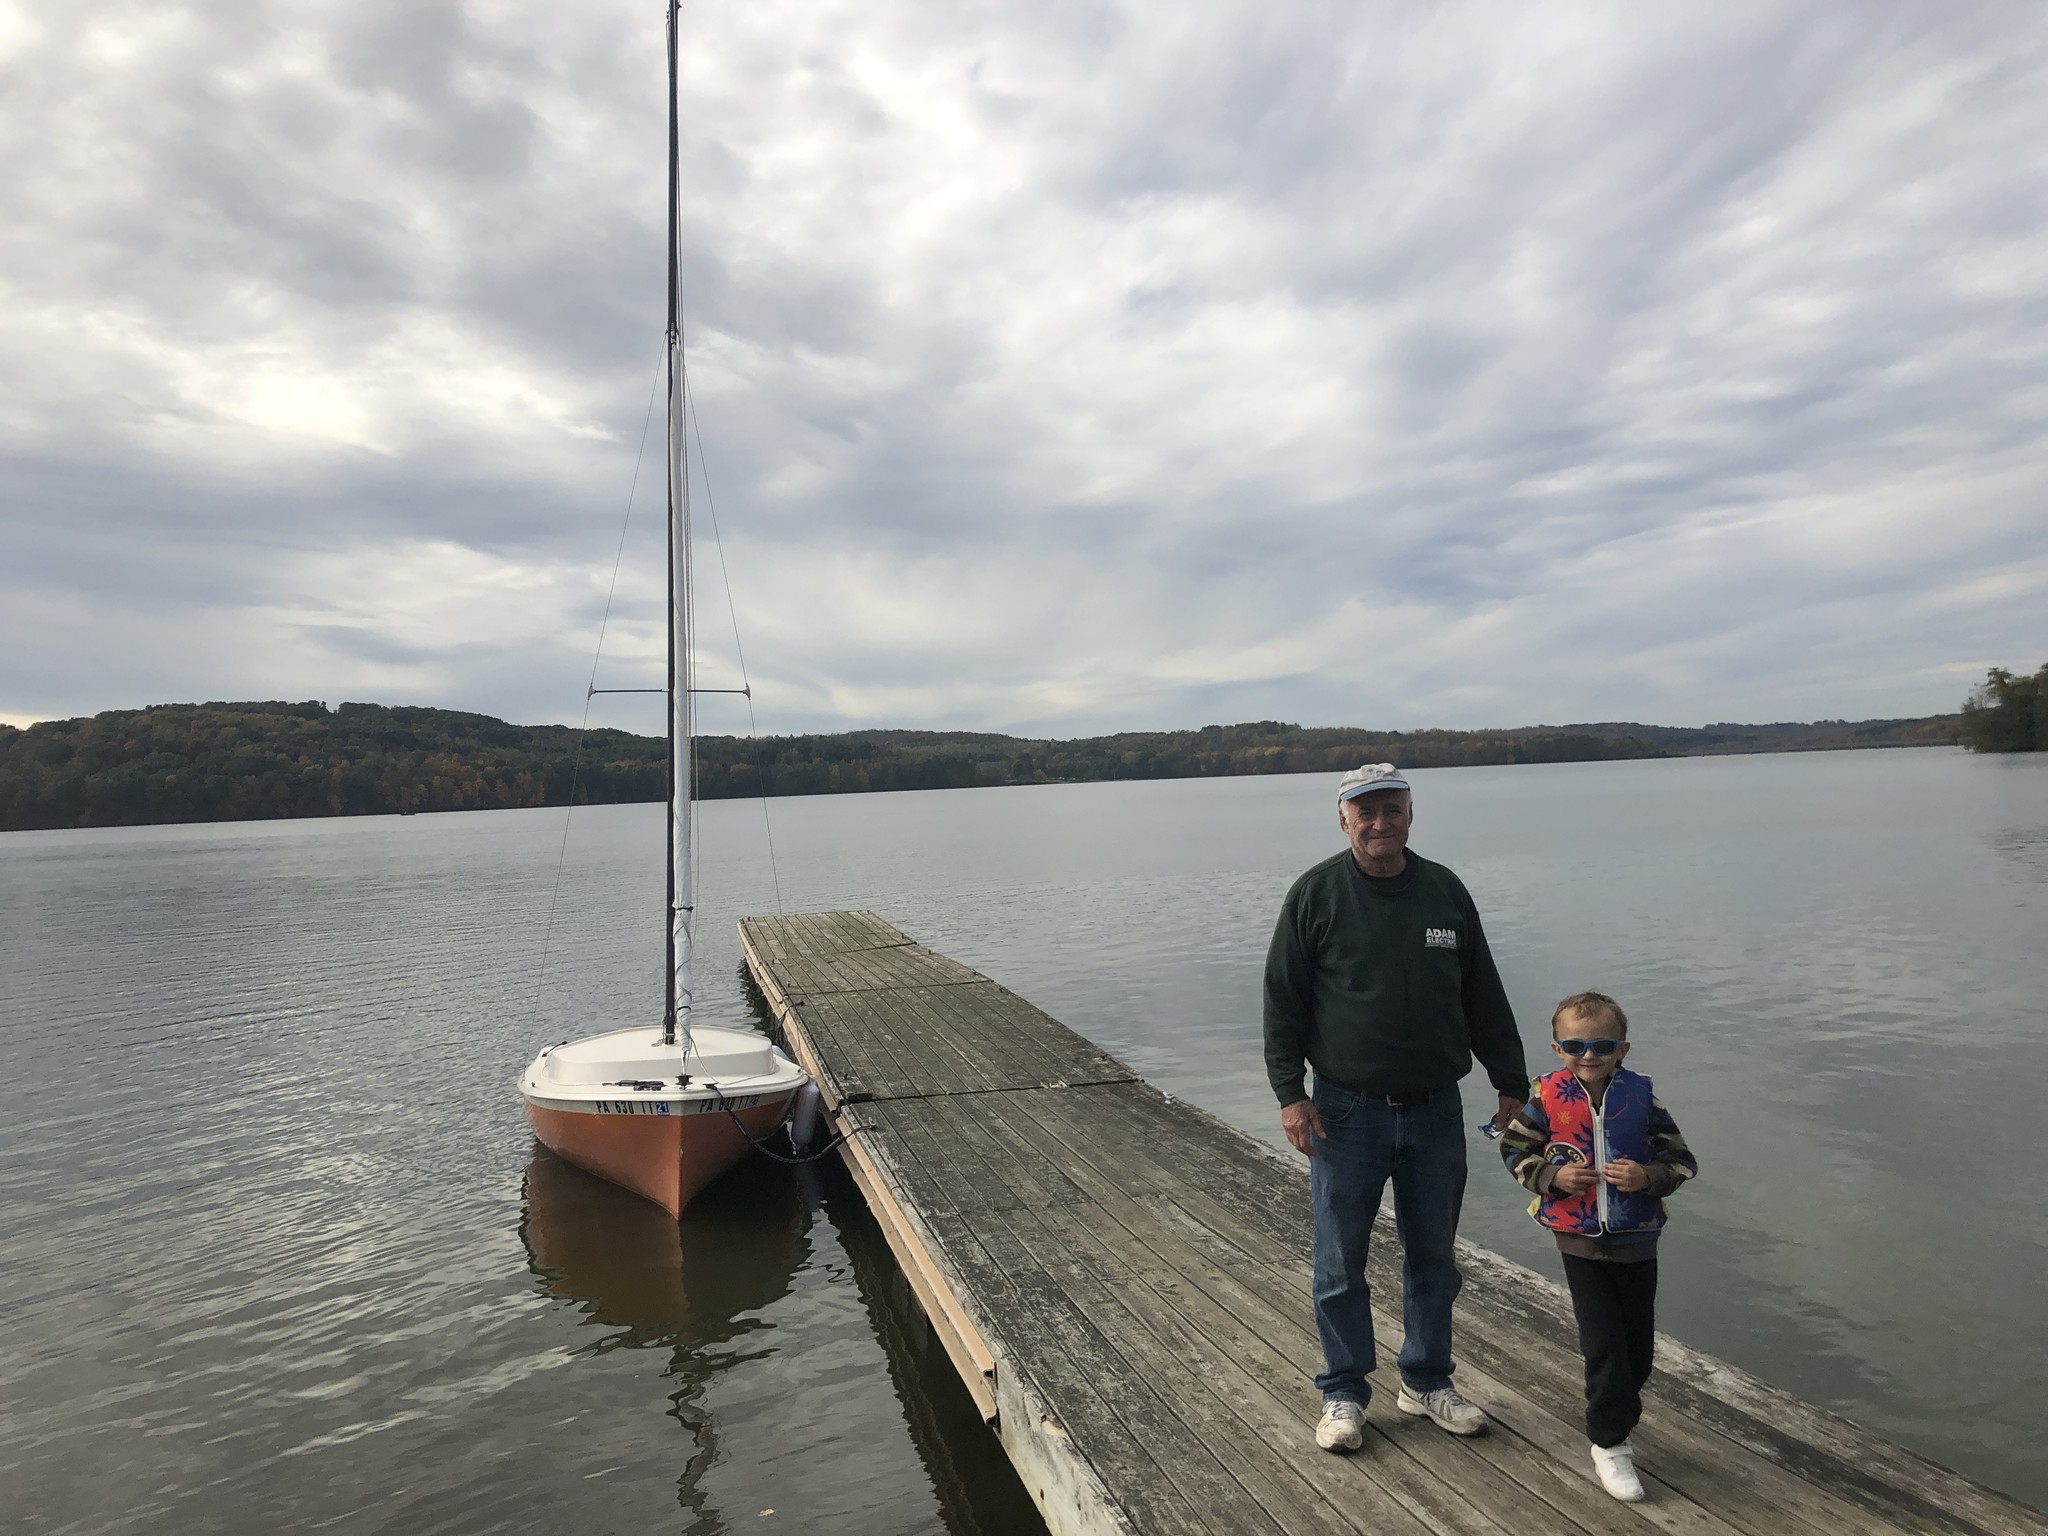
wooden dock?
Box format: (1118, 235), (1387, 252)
(739, 911), (2043, 1536)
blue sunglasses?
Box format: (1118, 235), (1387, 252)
(1556, 1038), (1623, 1058)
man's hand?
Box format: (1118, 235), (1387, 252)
(1603, 1158), (1650, 1193)
(1551, 1163), (1599, 1194)
(1281, 1098), (1324, 1157)
(1493, 1094), (1525, 1135)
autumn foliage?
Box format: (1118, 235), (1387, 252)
(0, 700), (1962, 832)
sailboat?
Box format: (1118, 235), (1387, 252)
(518, 0), (810, 1218)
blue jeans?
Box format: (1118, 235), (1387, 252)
(1309, 1080), (1467, 1404)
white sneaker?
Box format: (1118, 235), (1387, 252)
(1590, 1441), (1646, 1501)
(1315, 1398), (1366, 1452)
(1396, 1382), (1489, 1436)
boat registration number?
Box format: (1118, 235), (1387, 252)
(591, 1094), (769, 1115)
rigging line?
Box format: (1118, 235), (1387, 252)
(673, 258), (707, 935)
(685, 379), (785, 915)
(679, 320), (699, 942)
(529, 341), (667, 1025)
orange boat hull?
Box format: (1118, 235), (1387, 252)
(524, 1099), (795, 1218)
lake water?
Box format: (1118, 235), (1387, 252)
(2, 746), (2044, 1530)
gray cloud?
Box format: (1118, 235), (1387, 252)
(3, 0), (2043, 734)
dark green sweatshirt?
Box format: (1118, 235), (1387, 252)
(1263, 848), (1526, 1105)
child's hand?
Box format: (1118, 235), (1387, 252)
(1551, 1164), (1599, 1194)
(1602, 1158), (1650, 1193)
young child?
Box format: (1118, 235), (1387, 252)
(1499, 991), (1697, 1502)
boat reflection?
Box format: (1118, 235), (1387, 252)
(521, 1137), (1047, 1533)
(519, 1141), (810, 1351)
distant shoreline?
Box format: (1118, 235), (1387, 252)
(0, 700), (1960, 833)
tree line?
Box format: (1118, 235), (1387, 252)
(0, 698), (1963, 833)
(0, 702), (662, 831)
(1957, 663), (2047, 753)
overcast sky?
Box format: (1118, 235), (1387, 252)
(4, 0), (2044, 737)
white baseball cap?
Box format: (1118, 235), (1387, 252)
(1337, 763), (1411, 802)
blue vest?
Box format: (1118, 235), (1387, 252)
(1529, 1065), (1666, 1236)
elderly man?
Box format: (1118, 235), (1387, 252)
(1264, 763), (1528, 1453)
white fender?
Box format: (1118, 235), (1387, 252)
(789, 1082), (824, 1151)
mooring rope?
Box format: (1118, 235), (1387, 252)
(721, 1104), (869, 1165)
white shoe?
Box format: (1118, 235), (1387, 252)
(1396, 1382), (1489, 1436)
(1315, 1398), (1366, 1452)
(1591, 1441), (1646, 1501)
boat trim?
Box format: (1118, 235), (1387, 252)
(524, 1092), (785, 1116)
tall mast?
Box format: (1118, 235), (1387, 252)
(663, 0), (693, 1050)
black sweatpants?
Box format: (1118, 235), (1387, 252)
(1561, 1253), (1658, 1448)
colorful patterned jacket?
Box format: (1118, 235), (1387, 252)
(1500, 1065), (1697, 1235)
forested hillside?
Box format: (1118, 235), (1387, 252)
(0, 702), (662, 831)
(0, 700), (1959, 832)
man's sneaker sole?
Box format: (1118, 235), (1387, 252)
(1395, 1387), (1488, 1436)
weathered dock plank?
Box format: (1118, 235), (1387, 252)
(740, 911), (2044, 1536)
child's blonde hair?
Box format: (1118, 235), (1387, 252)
(1551, 990), (1629, 1037)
